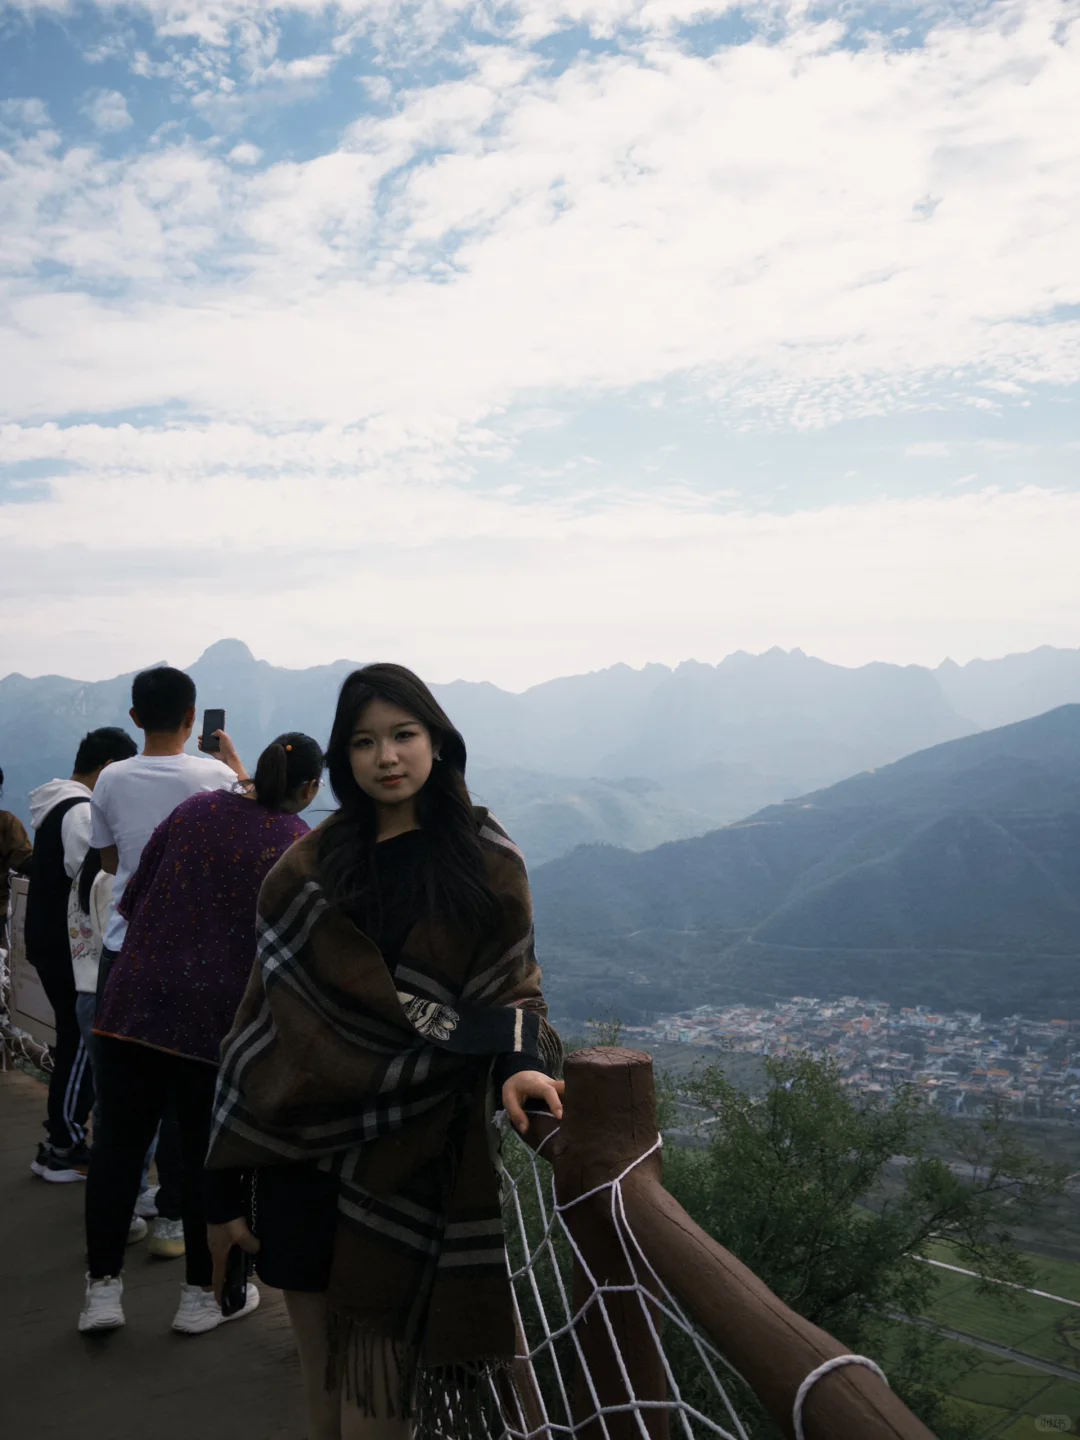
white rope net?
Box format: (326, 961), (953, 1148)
(0, 943), (54, 1074)
(467, 1112), (754, 1440)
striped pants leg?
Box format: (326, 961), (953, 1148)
(38, 962), (94, 1151)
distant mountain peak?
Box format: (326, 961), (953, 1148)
(195, 638), (256, 665)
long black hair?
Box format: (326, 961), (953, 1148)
(318, 664), (499, 937)
(248, 732), (324, 809)
(77, 848), (103, 916)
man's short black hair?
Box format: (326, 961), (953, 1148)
(74, 727), (138, 775)
(130, 666), (197, 734)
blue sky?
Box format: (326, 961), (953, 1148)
(1, 0), (1078, 687)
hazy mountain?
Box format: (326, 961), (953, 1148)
(936, 646), (1080, 730)
(531, 706), (1080, 1021)
(3, 639), (1080, 864)
(468, 769), (714, 867)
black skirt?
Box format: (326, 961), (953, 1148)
(251, 1162), (339, 1293)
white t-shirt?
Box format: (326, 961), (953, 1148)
(90, 753), (238, 952)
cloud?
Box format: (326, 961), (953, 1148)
(0, 97), (51, 130)
(227, 141), (263, 163)
(1, 0), (1078, 683)
(83, 88), (134, 132)
(0, 424), (1076, 685)
(1, 0), (1078, 437)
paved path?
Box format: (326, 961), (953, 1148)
(897, 1313), (1080, 1383)
(917, 1254), (1080, 1308)
(0, 1067), (305, 1440)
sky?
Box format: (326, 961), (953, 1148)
(1, 0), (1078, 691)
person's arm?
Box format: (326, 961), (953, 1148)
(199, 730), (248, 783)
(89, 789), (116, 873)
(204, 1169), (260, 1305)
(0, 812), (33, 875)
(60, 802), (92, 879)
(483, 833), (565, 1133)
(90, 872), (114, 946)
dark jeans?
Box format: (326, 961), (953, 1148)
(36, 960), (93, 1152)
(85, 1036), (217, 1285)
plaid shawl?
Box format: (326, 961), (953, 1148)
(207, 808), (561, 1419)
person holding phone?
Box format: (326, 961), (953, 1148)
(83, 667), (246, 1263)
(79, 730), (324, 1336)
(204, 665), (563, 1440)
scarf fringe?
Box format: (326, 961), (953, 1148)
(325, 1311), (512, 1437)
(325, 1311), (416, 1419)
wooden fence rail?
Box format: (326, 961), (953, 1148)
(524, 1046), (937, 1440)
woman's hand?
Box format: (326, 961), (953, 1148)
(200, 729), (249, 781)
(207, 1218), (261, 1305)
(502, 1070), (565, 1135)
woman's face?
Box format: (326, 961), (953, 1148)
(348, 698), (435, 809)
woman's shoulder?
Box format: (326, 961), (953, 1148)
(473, 806), (528, 874)
(172, 786), (237, 820)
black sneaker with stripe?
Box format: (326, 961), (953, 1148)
(43, 1141), (91, 1183)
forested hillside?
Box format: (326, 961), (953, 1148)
(532, 706), (1080, 1020)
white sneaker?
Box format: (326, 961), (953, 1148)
(127, 1216), (148, 1245)
(148, 1217), (185, 1259)
(135, 1184), (160, 1219)
(171, 1281), (260, 1335)
(78, 1275), (125, 1333)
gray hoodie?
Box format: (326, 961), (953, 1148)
(28, 779), (94, 880)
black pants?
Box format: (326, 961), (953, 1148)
(86, 1037), (217, 1285)
(37, 960), (93, 1152)
(95, 947), (183, 1220)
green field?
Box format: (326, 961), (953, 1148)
(878, 1327), (1080, 1438)
(905, 1247), (1080, 1436)
(925, 1241), (1080, 1307)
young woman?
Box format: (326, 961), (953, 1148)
(78, 732), (324, 1336)
(204, 665), (564, 1440)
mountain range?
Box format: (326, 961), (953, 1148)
(3, 638), (1080, 864)
(531, 705), (1080, 1021)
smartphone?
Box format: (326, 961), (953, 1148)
(221, 1243), (253, 1317)
(201, 708), (225, 753)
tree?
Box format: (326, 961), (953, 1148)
(660, 1053), (1065, 1437)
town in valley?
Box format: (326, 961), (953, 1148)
(621, 996), (1080, 1121)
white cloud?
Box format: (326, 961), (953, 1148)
(83, 88), (134, 132)
(228, 141), (263, 163)
(1, 1), (1078, 435)
(905, 442), (951, 457)
(2, 0), (1079, 683)
(0, 97), (51, 129)
(0, 436), (1076, 686)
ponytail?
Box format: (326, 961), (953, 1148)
(250, 732), (324, 810)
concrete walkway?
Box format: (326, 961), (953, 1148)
(0, 1067), (305, 1439)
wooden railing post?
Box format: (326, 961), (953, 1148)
(549, 1047), (670, 1439)
(554, 1047), (936, 1440)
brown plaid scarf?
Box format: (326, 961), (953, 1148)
(206, 808), (561, 1423)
